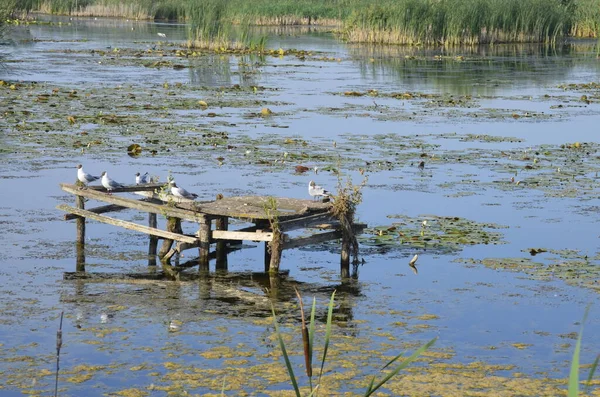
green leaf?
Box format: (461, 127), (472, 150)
(318, 291), (336, 385)
(568, 305), (591, 397)
(364, 337), (437, 397)
(271, 303), (301, 397)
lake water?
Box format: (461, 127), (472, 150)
(0, 15), (599, 396)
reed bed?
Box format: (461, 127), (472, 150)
(25, 0), (599, 42)
(343, 0), (570, 45)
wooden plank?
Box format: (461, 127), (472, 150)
(283, 224), (366, 250)
(212, 230), (274, 242)
(65, 203), (127, 220)
(284, 230), (342, 250)
(60, 183), (205, 222)
(74, 183), (167, 193)
(279, 212), (335, 232)
(193, 196), (331, 221)
(56, 204), (198, 244)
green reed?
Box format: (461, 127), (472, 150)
(271, 289), (436, 396)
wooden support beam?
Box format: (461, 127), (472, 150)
(215, 217), (228, 271)
(148, 212), (158, 267)
(73, 183), (167, 194)
(283, 224), (367, 250)
(65, 203), (127, 220)
(158, 217), (184, 263)
(56, 204), (197, 243)
(279, 212), (335, 232)
(341, 234), (350, 279)
(60, 184), (205, 223)
(76, 195), (85, 244)
(198, 217), (212, 272)
(212, 230), (274, 242)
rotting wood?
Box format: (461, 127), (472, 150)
(57, 204), (196, 243)
(158, 217), (184, 262)
(268, 231), (284, 273)
(60, 184), (206, 223)
(211, 230), (274, 242)
(65, 203), (126, 220)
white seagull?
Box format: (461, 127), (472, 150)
(170, 181), (198, 200)
(101, 171), (125, 193)
(77, 164), (100, 185)
(308, 180), (330, 200)
(135, 172), (149, 185)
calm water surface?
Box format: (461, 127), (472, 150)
(1, 16), (599, 396)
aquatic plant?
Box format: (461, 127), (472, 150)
(271, 289), (437, 396)
(342, 0), (571, 45)
(567, 306), (599, 396)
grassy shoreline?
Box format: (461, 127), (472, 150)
(18, 0), (600, 45)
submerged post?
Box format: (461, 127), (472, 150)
(148, 212), (158, 267)
(198, 217), (211, 273)
(75, 194), (85, 271)
(215, 216), (228, 271)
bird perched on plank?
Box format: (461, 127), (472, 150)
(101, 171), (125, 194)
(170, 181), (198, 200)
(308, 180), (330, 201)
(77, 164), (100, 185)
(135, 172), (149, 185)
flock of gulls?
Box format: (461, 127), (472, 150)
(77, 164), (331, 201)
(76, 164), (198, 200)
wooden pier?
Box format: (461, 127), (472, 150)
(57, 183), (366, 278)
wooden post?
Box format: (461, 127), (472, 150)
(268, 231), (283, 274)
(159, 217), (182, 264)
(76, 195), (85, 244)
(75, 194), (86, 271)
(341, 233), (350, 279)
(148, 212), (158, 267)
(264, 242), (271, 272)
(215, 216), (228, 272)
(198, 217), (211, 273)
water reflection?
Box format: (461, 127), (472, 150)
(61, 270), (361, 327)
(349, 42), (600, 95)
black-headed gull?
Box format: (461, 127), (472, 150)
(135, 172), (149, 185)
(308, 180), (330, 200)
(101, 171), (125, 193)
(77, 164), (100, 185)
(170, 181), (198, 200)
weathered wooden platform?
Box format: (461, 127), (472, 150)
(57, 182), (365, 277)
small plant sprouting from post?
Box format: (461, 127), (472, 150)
(54, 311), (64, 397)
(330, 173), (368, 267)
(271, 290), (436, 396)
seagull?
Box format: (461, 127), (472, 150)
(77, 164), (99, 185)
(309, 180), (330, 201)
(101, 171), (125, 193)
(135, 172), (149, 185)
(157, 32), (166, 38)
(170, 181), (198, 200)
